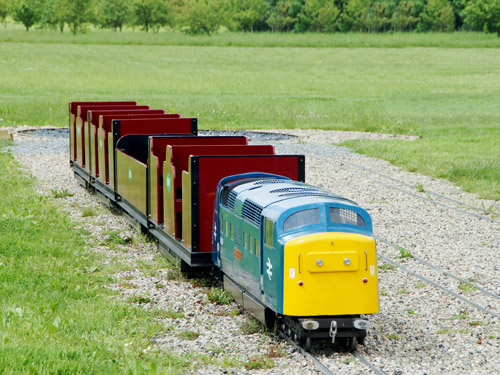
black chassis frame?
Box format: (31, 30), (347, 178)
(71, 161), (213, 271)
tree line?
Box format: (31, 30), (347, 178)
(0, 0), (498, 36)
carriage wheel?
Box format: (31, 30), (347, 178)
(304, 337), (312, 352)
(338, 336), (357, 352)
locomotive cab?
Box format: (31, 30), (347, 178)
(274, 201), (379, 317)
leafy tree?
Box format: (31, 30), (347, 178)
(419, 0), (454, 32)
(66, 0), (95, 34)
(41, 0), (71, 32)
(341, 0), (372, 31)
(0, 0), (10, 27)
(231, 0), (269, 32)
(297, 0), (341, 32)
(176, 0), (227, 35)
(98, 0), (130, 31)
(464, 0), (500, 37)
(134, 0), (169, 32)
(391, 1), (418, 31)
(364, 0), (390, 32)
(450, 0), (468, 30)
(266, 0), (296, 32)
(13, 0), (43, 31)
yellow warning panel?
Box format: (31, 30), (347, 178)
(283, 232), (379, 316)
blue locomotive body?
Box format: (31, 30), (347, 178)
(212, 173), (379, 348)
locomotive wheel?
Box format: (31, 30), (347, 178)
(338, 337), (358, 352)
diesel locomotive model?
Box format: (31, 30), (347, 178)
(213, 173), (378, 351)
(69, 100), (379, 352)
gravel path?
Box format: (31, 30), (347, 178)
(5, 127), (499, 375)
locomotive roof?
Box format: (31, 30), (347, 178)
(227, 178), (358, 210)
(222, 177), (372, 234)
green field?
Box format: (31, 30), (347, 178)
(0, 142), (188, 374)
(1, 28), (499, 198)
(0, 27), (499, 373)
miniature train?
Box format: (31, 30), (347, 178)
(69, 100), (379, 351)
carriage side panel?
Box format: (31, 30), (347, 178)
(183, 155), (305, 253)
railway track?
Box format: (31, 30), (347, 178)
(279, 332), (389, 375)
(377, 237), (500, 301)
(336, 158), (500, 226)
(376, 244), (500, 320)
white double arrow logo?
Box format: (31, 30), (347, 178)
(266, 257), (273, 280)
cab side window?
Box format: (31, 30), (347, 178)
(264, 218), (274, 247)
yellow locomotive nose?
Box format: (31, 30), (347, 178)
(282, 232), (379, 316)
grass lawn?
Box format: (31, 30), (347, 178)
(0, 27), (499, 199)
(0, 141), (188, 374)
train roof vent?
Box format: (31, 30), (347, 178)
(270, 187), (320, 194)
(254, 179), (289, 185)
(227, 191), (237, 211)
(278, 192), (336, 198)
(241, 200), (263, 227)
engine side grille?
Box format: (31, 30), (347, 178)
(234, 226), (242, 246)
(227, 191), (237, 211)
(241, 200), (263, 227)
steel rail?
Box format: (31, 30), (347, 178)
(278, 332), (389, 375)
(377, 254), (500, 320)
(377, 237), (500, 300)
(353, 352), (389, 375)
(336, 159), (500, 225)
(277, 333), (334, 375)
(341, 159), (498, 216)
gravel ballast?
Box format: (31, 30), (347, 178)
(5, 127), (499, 375)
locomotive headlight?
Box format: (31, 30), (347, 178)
(301, 320), (319, 330)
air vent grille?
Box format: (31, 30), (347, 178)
(254, 179), (288, 185)
(227, 191), (237, 211)
(270, 187), (319, 194)
(278, 192), (334, 198)
(234, 226), (242, 246)
(241, 200), (263, 227)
